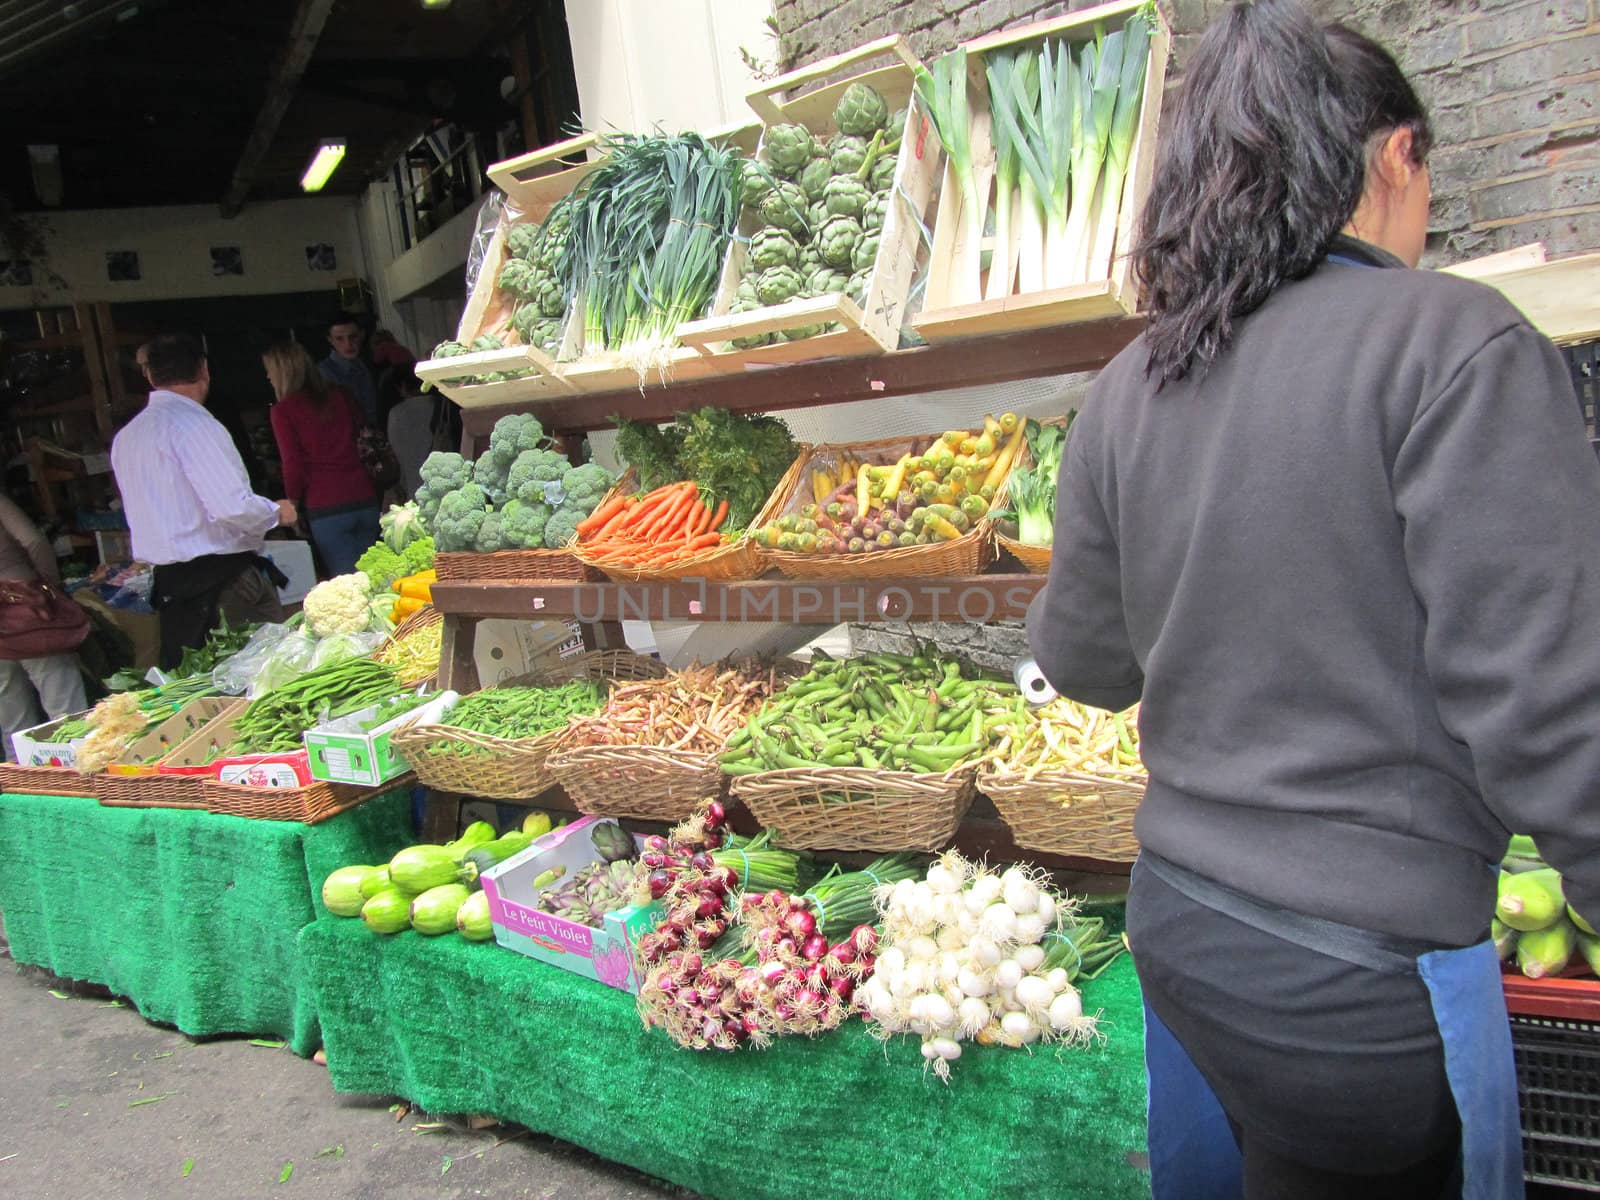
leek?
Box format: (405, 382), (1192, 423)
(916, 48), (984, 305)
(983, 51), (1025, 300)
(1059, 26), (1125, 286)
(1038, 39), (1078, 290)
(1085, 12), (1152, 282)
(987, 48), (1048, 294)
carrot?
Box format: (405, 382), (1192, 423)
(644, 485), (697, 540)
(578, 495), (628, 536)
(682, 532), (723, 553)
(593, 501), (638, 539)
(707, 498), (729, 532)
(618, 484), (682, 532)
(685, 500), (711, 542)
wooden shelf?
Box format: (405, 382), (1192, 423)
(456, 316), (1143, 444)
(432, 574), (1044, 624)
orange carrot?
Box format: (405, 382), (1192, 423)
(644, 486), (697, 540)
(593, 503), (637, 539)
(707, 498), (729, 532)
(578, 496), (628, 536)
(682, 532), (723, 553)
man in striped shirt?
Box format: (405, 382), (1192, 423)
(111, 334), (297, 668)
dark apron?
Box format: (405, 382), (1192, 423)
(152, 552), (286, 669)
(1140, 854), (1523, 1200)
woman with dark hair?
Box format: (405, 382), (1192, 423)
(264, 340), (378, 577)
(1026, 2), (1590, 1196)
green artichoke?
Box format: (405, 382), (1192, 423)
(853, 232), (880, 274)
(513, 306), (564, 354)
(470, 334), (505, 352)
(829, 134), (871, 177)
(736, 275), (761, 307)
(507, 222), (540, 260)
(846, 270), (871, 305)
(818, 215), (863, 269)
(805, 266), (849, 295)
(761, 123), (816, 177)
(759, 181), (810, 236)
(798, 242), (823, 276)
(750, 227), (800, 272)
(533, 272), (564, 318)
(807, 199), (829, 232)
(834, 82), (890, 137)
(728, 293), (771, 350)
(870, 154), (897, 193)
(755, 264), (805, 306)
(824, 173), (869, 219)
(433, 339), (469, 359)
(739, 157), (775, 209)
(862, 189), (889, 235)
(780, 323), (828, 341)
(497, 258), (538, 299)
(799, 156), (832, 203)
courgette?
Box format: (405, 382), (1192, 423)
(456, 890), (494, 941)
(361, 887), (413, 935)
(411, 883), (471, 935)
(389, 845), (466, 893)
(460, 832), (534, 885)
(1517, 917), (1577, 979)
(1496, 867), (1565, 932)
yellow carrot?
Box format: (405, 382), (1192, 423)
(984, 422), (1028, 491)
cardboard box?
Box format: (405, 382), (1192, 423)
(10, 709), (93, 767)
(157, 710), (312, 786)
(482, 816), (661, 994)
(103, 697), (241, 776)
(474, 619), (585, 687)
(304, 690), (457, 787)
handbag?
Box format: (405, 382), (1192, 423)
(0, 579), (90, 660)
(357, 423), (402, 492)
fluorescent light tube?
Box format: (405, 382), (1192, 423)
(300, 141), (347, 193)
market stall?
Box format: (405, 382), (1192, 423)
(0, 787), (414, 1055)
(298, 912), (1147, 1200)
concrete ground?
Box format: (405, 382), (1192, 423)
(0, 956), (686, 1200)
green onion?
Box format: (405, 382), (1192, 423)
(916, 48), (984, 306)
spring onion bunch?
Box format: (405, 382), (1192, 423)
(557, 132), (742, 373)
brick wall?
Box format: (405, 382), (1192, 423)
(771, 0), (1600, 262)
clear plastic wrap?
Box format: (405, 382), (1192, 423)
(309, 630), (385, 671)
(461, 192), (512, 328)
(212, 623), (297, 696)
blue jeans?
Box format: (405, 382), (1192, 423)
(309, 505), (380, 578)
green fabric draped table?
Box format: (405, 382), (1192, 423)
(0, 789), (414, 1056)
(298, 914), (1151, 1199)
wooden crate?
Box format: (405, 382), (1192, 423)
(412, 132), (604, 408)
(675, 36), (941, 366)
(910, 0), (1171, 343)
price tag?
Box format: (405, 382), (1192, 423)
(688, 599), (704, 615)
(531, 596), (545, 610)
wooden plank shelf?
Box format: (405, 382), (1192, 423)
(456, 315), (1143, 445)
(432, 574), (1045, 625)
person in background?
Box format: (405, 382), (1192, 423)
(1026, 1), (1585, 1196)
(0, 490), (86, 757)
(111, 334), (293, 670)
(382, 365), (436, 499)
(264, 339), (378, 578)
(318, 312), (378, 425)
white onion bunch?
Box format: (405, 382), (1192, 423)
(855, 850), (1099, 1080)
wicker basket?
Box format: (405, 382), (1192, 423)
(390, 650), (667, 800)
(377, 606), (443, 686)
(995, 532), (1052, 574)
(573, 459), (804, 583)
(760, 435), (1012, 580)
(979, 768), (1144, 862)
(547, 744), (726, 822)
(434, 548), (598, 583)
(0, 762), (98, 798)
(731, 765), (976, 852)
(203, 775), (410, 825)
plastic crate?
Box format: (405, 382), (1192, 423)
(1510, 1012), (1600, 1191)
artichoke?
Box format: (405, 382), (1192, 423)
(807, 199), (829, 232)
(432, 340), (473, 385)
(780, 323), (828, 341)
(761, 123), (816, 177)
(470, 334), (505, 352)
(846, 269), (872, 306)
(805, 266), (849, 296)
(829, 134), (871, 177)
(798, 242), (823, 276)
(799, 156), (832, 203)
(853, 232), (881, 274)
(755, 264), (805, 306)
(818, 214), (863, 269)
(835, 82), (890, 137)
(862, 189), (889, 235)
(750, 227), (800, 272)
(506, 222), (540, 260)
(736, 275), (761, 307)
(729, 295), (774, 351)
(824, 173), (869, 219)
(512, 307), (564, 355)
(739, 157), (775, 209)
(497, 258), (538, 299)
(870, 154), (897, 193)
(759, 181), (810, 236)
(534, 272), (564, 318)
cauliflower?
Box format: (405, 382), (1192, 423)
(509, 448), (569, 503)
(474, 508), (508, 554)
(560, 463), (615, 513)
(434, 483), (491, 553)
(304, 573), (376, 637)
(500, 499), (552, 549)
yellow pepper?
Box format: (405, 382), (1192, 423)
(391, 596), (426, 622)
(391, 568), (438, 596)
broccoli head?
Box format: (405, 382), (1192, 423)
(508, 447), (570, 503)
(356, 542), (406, 591)
(473, 451), (514, 507)
(544, 504), (584, 550)
(401, 536), (435, 575)
(489, 413), (546, 461)
(420, 452), (471, 494)
(434, 483), (490, 553)
(500, 499), (553, 549)
(474, 508), (508, 554)
(560, 463), (615, 514)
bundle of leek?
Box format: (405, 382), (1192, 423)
(556, 132), (742, 374)
(914, 48), (983, 306)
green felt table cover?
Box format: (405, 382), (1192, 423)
(299, 915), (1151, 1200)
(0, 789), (414, 1055)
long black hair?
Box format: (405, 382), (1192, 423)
(1132, 0), (1432, 386)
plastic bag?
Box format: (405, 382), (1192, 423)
(212, 623), (295, 696)
(461, 192), (514, 324)
(254, 630), (321, 696)
(309, 630), (385, 672)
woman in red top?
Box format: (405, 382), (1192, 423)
(264, 340), (378, 578)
